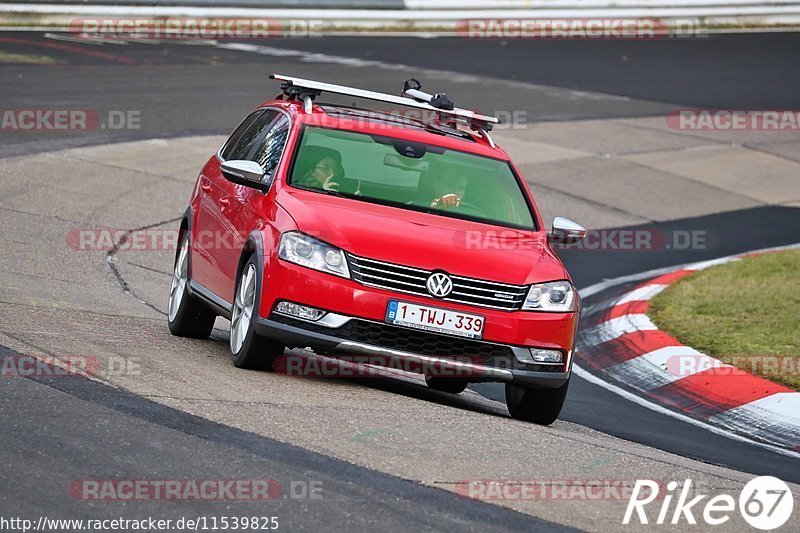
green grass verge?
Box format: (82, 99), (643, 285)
(0, 51), (60, 65)
(649, 248), (800, 391)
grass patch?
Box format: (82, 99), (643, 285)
(0, 51), (59, 65)
(649, 249), (800, 390)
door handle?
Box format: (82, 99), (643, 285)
(219, 197), (230, 206)
(201, 183), (212, 193)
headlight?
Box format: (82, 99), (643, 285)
(278, 232), (350, 279)
(522, 280), (575, 312)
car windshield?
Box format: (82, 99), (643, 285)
(288, 126), (536, 229)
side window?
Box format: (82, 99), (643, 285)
(222, 110), (278, 161)
(220, 110), (264, 161)
(251, 114), (290, 180)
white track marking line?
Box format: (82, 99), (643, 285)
(575, 242), (800, 457)
(579, 242), (800, 300)
(710, 393), (800, 450)
(44, 32), (105, 45)
(712, 392), (800, 425)
(684, 256), (741, 270)
(212, 41), (633, 103)
(7, 4), (800, 19)
(606, 346), (728, 390)
(614, 283), (668, 304)
(573, 365), (800, 459)
(125, 38), (164, 45)
(579, 314), (656, 348)
(44, 32), (127, 45)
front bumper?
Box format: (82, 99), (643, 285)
(253, 311), (571, 388)
(258, 258), (577, 388)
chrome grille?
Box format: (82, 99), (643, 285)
(347, 254), (528, 311)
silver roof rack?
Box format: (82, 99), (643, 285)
(269, 73), (500, 134)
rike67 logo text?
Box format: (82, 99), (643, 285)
(624, 477), (794, 530)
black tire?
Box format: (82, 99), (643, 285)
(168, 233), (216, 339)
(425, 375), (469, 394)
(505, 380), (569, 425)
(229, 255), (285, 370)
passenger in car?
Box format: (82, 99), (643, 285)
(416, 161), (469, 210)
(293, 146), (347, 192)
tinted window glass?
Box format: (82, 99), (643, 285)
(225, 110), (278, 161)
(289, 127), (535, 229)
(252, 114), (290, 179)
(220, 110), (264, 161)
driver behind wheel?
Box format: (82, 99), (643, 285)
(417, 162), (469, 210)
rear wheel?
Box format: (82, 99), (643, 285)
(425, 375), (468, 394)
(168, 234), (216, 338)
(505, 380), (569, 425)
(229, 256), (285, 370)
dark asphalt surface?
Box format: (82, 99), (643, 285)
(2, 31), (800, 158)
(1, 30), (799, 526)
(479, 206), (800, 485)
(256, 33), (800, 110)
(0, 346), (569, 531)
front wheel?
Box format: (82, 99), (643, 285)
(505, 380), (569, 425)
(229, 256), (285, 370)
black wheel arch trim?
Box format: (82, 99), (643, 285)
(175, 205), (193, 269)
(180, 204), (233, 319)
(235, 230), (268, 322)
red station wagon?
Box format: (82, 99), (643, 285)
(168, 75), (587, 424)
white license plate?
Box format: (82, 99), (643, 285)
(385, 300), (485, 339)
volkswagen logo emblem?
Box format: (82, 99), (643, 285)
(426, 272), (453, 298)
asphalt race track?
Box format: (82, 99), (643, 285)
(1, 31), (799, 531)
(3, 31), (800, 158)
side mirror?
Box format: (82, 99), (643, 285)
(221, 160), (269, 191)
(549, 216), (587, 245)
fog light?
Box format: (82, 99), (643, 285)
(528, 348), (564, 364)
(274, 301), (327, 321)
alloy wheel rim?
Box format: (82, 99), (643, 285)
(230, 264), (256, 354)
(168, 239), (189, 322)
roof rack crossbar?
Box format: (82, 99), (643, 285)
(270, 73), (500, 132)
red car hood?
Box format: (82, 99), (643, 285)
(276, 188), (567, 285)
